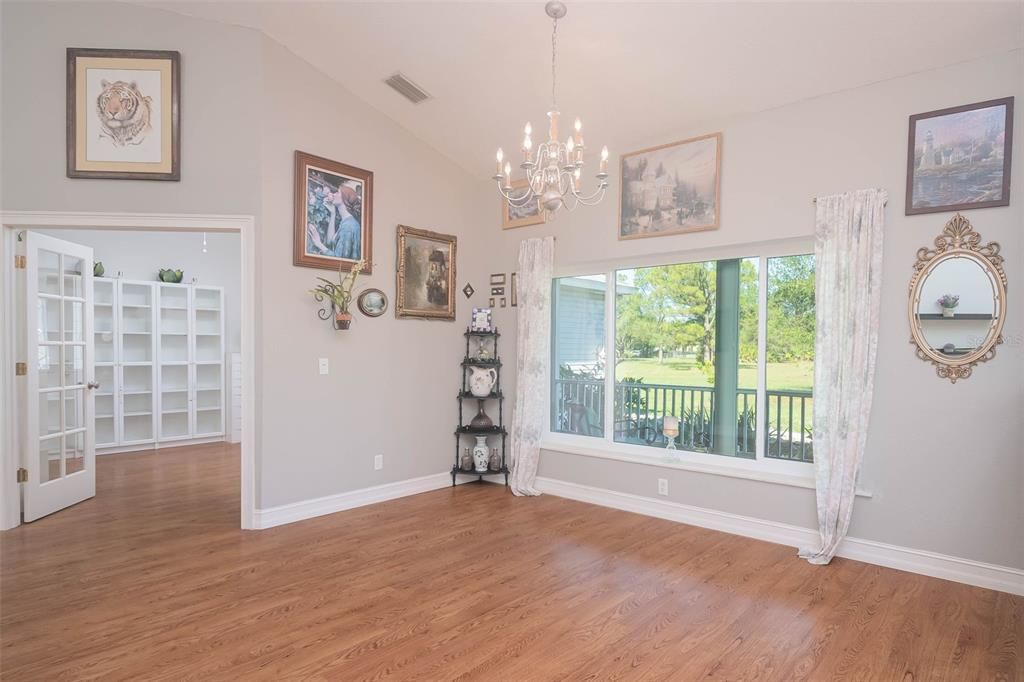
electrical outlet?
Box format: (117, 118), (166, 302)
(374, 454), (383, 471)
(657, 478), (668, 496)
(318, 358), (329, 375)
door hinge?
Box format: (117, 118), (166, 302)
(14, 255), (26, 269)
(16, 468), (27, 483)
(15, 362), (27, 376)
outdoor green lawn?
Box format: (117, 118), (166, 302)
(616, 357), (813, 391)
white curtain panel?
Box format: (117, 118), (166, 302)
(509, 236), (555, 496)
(799, 188), (886, 565)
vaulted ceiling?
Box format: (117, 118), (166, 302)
(153, 1), (1023, 176)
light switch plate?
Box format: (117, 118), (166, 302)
(374, 454), (383, 470)
(657, 478), (668, 496)
(318, 358), (329, 375)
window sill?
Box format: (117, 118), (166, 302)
(540, 435), (872, 498)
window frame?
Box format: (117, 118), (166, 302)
(544, 237), (818, 486)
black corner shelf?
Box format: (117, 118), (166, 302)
(461, 359), (502, 368)
(458, 391), (503, 400)
(455, 328), (507, 487)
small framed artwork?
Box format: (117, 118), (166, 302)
(499, 297), (507, 308)
(906, 97), (1013, 215)
(489, 273), (506, 285)
(396, 225), (456, 320)
(462, 283), (475, 298)
(491, 287), (505, 296)
(295, 151), (373, 272)
(488, 297), (495, 307)
(619, 132), (721, 240)
(502, 179), (546, 229)
(471, 307), (493, 332)
(510, 272), (518, 307)
(66, 48), (180, 180)
(356, 288), (388, 317)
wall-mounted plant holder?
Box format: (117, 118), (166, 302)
(314, 296), (353, 330)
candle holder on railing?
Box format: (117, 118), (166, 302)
(662, 415), (680, 461)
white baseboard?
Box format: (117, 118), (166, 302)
(535, 476), (1024, 596)
(254, 472), (469, 529)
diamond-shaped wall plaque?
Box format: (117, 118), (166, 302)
(462, 283), (475, 298)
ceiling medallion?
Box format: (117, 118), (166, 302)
(492, 1), (609, 219)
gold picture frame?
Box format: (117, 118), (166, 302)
(396, 225), (457, 320)
(501, 179), (546, 229)
(66, 48), (180, 180)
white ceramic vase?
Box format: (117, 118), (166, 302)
(472, 436), (490, 472)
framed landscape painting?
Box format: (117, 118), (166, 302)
(619, 132), (721, 240)
(294, 151), (373, 273)
(501, 179), (546, 229)
(906, 97), (1013, 215)
(396, 225), (456, 320)
(66, 48), (180, 180)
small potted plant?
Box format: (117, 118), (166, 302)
(937, 293), (959, 318)
(310, 260), (364, 330)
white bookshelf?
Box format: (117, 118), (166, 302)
(95, 279), (225, 453)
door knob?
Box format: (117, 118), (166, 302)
(87, 381), (100, 390)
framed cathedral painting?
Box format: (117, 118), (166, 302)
(66, 48), (181, 180)
(293, 151), (374, 273)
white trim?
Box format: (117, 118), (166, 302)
(535, 476), (1024, 596)
(540, 435), (872, 497)
(0, 211), (257, 531)
(254, 473), (471, 530)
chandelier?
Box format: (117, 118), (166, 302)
(493, 1), (608, 218)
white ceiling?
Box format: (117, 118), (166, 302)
(151, 1), (1023, 176)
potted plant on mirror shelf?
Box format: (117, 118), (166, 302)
(937, 293), (959, 318)
(310, 260), (365, 330)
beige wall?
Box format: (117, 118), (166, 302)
(491, 50), (1024, 569)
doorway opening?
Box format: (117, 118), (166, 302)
(0, 213), (256, 530)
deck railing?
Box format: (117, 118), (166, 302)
(552, 378), (813, 462)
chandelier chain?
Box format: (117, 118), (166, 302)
(551, 16), (558, 107)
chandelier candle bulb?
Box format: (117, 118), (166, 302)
(574, 117), (582, 145)
(503, 162), (512, 189)
(495, 148), (504, 176)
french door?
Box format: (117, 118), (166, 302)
(22, 232), (96, 521)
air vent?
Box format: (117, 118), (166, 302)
(384, 72), (431, 104)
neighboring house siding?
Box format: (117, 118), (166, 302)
(554, 282), (605, 371)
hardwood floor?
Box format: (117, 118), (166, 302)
(1, 443), (1020, 681)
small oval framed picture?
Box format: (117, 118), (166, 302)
(357, 288), (388, 317)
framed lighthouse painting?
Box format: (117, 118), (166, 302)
(619, 132), (721, 240)
(906, 97), (1013, 215)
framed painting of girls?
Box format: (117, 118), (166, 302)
(293, 150), (373, 273)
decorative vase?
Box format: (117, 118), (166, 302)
(942, 307), (955, 318)
(335, 309), (352, 330)
(469, 401), (493, 429)
(488, 447), (501, 471)
(93, 261), (105, 277)
(158, 268), (184, 283)
(468, 366), (498, 398)
(460, 448), (473, 471)
(472, 436), (489, 472)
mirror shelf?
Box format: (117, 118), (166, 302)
(908, 213), (1007, 384)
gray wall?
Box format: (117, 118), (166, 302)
(0, 1), (493, 510)
(494, 51), (1024, 569)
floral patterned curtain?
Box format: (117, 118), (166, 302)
(800, 189), (886, 564)
(509, 237), (555, 496)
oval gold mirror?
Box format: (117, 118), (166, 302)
(909, 214), (1007, 382)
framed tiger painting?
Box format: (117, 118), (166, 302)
(66, 48), (181, 181)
